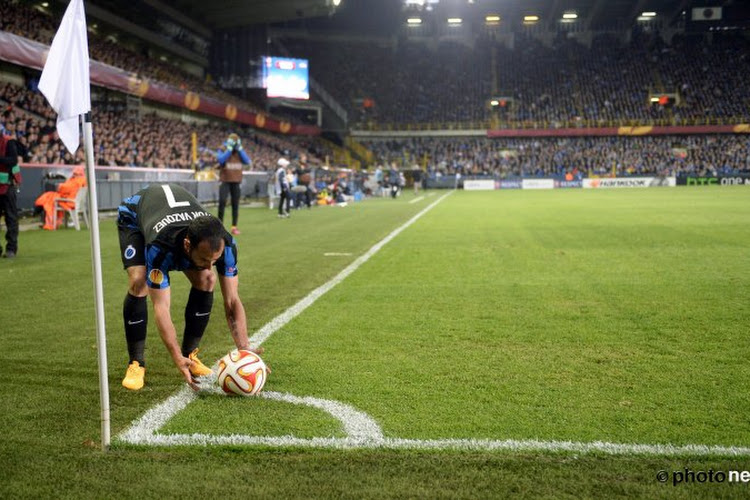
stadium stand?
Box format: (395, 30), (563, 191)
(279, 29), (750, 130)
(0, 1), (265, 115)
(0, 81), (326, 170)
(0, 0), (747, 182)
(360, 135), (750, 178)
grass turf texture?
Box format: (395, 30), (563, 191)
(1, 188), (749, 499)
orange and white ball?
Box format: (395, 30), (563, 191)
(217, 349), (268, 396)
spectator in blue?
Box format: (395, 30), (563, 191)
(216, 133), (250, 235)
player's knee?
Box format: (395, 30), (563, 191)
(127, 267), (148, 296)
(191, 270), (216, 292)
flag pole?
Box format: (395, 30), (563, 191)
(38, 0), (110, 451)
(82, 112), (110, 451)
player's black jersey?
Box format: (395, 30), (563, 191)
(117, 183), (238, 289)
(135, 184), (212, 246)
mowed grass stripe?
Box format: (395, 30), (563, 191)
(258, 188), (750, 447)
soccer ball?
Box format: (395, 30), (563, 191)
(217, 349), (268, 396)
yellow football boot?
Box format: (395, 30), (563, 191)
(122, 361), (145, 390)
(189, 349), (214, 377)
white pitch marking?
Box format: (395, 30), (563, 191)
(324, 252), (353, 256)
(119, 388), (384, 445)
(408, 196), (425, 204)
(121, 393), (750, 457)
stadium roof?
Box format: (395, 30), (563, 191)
(166, 0), (696, 31)
(166, 0), (339, 29)
(94, 0), (739, 32)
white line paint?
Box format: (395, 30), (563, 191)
(119, 386), (195, 444)
(408, 196), (425, 204)
(121, 393), (750, 456)
(120, 379), (750, 456)
(324, 252), (353, 256)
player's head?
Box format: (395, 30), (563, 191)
(227, 133), (239, 143)
(184, 216), (225, 270)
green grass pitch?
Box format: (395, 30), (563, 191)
(1, 187), (749, 499)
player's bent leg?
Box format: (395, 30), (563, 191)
(183, 270), (216, 376)
(182, 288), (214, 375)
(123, 265), (148, 390)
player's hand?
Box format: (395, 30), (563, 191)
(235, 139), (243, 151)
(225, 139), (236, 150)
(246, 346), (270, 373)
(175, 355), (200, 391)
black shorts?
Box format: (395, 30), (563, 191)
(117, 195), (145, 269)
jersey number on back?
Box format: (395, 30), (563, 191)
(162, 185), (190, 208)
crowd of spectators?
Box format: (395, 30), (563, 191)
(2, 1), (748, 179)
(0, 1), (265, 116)
(281, 37), (492, 126)
(360, 135), (750, 178)
(0, 81), (326, 171)
(3, 76), (746, 178)
(5, 0), (748, 133)
(281, 29), (750, 129)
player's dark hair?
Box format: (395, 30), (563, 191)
(187, 216), (224, 252)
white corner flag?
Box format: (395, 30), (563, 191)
(39, 0), (110, 452)
(38, 0), (91, 154)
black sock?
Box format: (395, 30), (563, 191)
(182, 288), (213, 357)
(123, 293), (147, 366)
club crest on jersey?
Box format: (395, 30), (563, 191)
(149, 269), (164, 285)
(124, 245), (136, 260)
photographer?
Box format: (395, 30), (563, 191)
(216, 133), (251, 235)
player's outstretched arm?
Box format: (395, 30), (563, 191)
(150, 287), (199, 390)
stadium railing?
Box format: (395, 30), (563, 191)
(16, 164), (272, 212)
(353, 115), (750, 132)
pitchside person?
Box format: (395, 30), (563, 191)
(117, 183), (261, 390)
(216, 132), (251, 235)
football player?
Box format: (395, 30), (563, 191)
(117, 183), (260, 390)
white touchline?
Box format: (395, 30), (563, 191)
(118, 188), (750, 456)
(324, 252), (353, 256)
(408, 196), (424, 204)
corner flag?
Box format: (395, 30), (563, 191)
(38, 0), (110, 452)
(38, 0), (91, 154)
